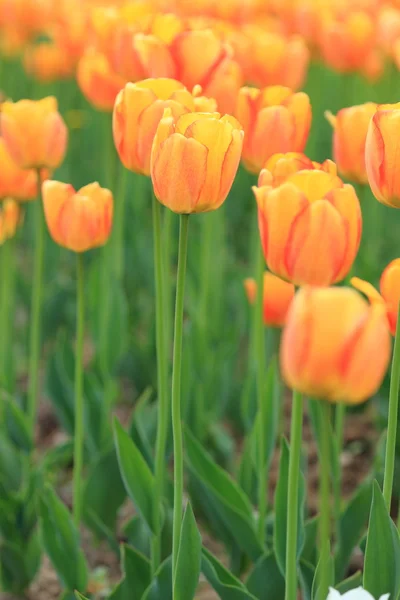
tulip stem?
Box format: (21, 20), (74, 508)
(334, 403), (345, 547)
(318, 401), (332, 600)
(151, 193), (170, 574)
(27, 172), (45, 436)
(285, 389), (303, 600)
(383, 302), (400, 511)
(171, 213), (189, 592)
(255, 244), (267, 542)
(0, 237), (14, 397)
(73, 253), (85, 527)
(113, 165), (128, 281)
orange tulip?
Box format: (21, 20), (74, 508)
(42, 181), (113, 252)
(281, 286), (391, 404)
(24, 42), (75, 83)
(352, 259), (400, 335)
(244, 271), (295, 327)
(255, 170), (362, 286)
(77, 48), (127, 111)
(259, 152), (337, 187)
(365, 103), (400, 208)
(325, 103), (377, 184)
(113, 78), (198, 176)
(170, 29), (243, 115)
(236, 86), (311, 174)
(0, 138), (41, 201)
(1, 97), (68, 170)
(151, 110), (243, 214)
(0, 199), (23, 244)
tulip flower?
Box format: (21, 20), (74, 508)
(325, 103), (377, 184)
(151, 110), (243, 214)
(1, 97), (68, 170)
(259, 152), (337, 187)
(236, 86), (311, 174)
(244, 271), (295, 327)
(352, 258), (400, 335)
(113, 78), (198, 176)
(42, 181), (113, 252)
(77, 48), (127, 112)
(255, 170), (361, 286)
(365, 102), (400, 208)
(0, 138), (41, 201)
(24, 42), (75, 83)
(327, 587), (389, 600)
(0, 199), (22, 244)
(281, 286), (391, 404)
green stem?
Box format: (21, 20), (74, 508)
(0, 238), (12, 393)
(73, 253), (85, 527)
(318, 401), (332, 599)
(163, 206), (173, 360)
(27, 172), (45, 435)
(334, 404), (345, 548)
(113, 166), (128, 281)
(285, 390), (303, 600)
(151, 194), (170, 574)
(255, 245), (267, 541)
(383, 302), (400, 510)
(171, 214), (189, 590)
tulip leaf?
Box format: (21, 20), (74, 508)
(108, 545), (151, 600)
(336, 571), (363, 594)
(141, 556), (172, 600)
(274, 436), (306, 576)
(245, 552), (285, 600)
(201, 548), (257, 600)
(312, 541), (334, 600)
(39, 484), (88, 593)
(363, 480), (400, 599)
(4, 398), (32, 454)
(113, 419), (155, 533)
(184, 427), (263, 561)
(173, 504), (202, 600)
(299, 559), (315, 600)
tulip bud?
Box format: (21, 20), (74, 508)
(255, 170), (362, 286)
(42, 180), (113, 252)
(1, 97), (68, 170)
(0, 138), (42, 200)
(77, 48), (127, 112)
(151, 110), (243, 214)
(113, 78), (198, 176)
(352, 259), (400, 335)
(281, 286), (391, 404)
(326, 103), (377, 184)
(365, 103), (400, 208)
(244, 271), (295, 327)
(0, 198), (23, 244)
(236, 86), (311, 174)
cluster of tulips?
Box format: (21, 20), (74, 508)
(2, 0), (400, 599)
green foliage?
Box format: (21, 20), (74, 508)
(174, 504), (202, 600)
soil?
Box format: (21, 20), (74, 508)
(0, 398), (378, 600)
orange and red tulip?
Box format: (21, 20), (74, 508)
(113, 78), (198, 176)
(254, 170), (362, 286)
(352, 259), (400, 335)
(24, 42), (75, 83)
(0, 198), (23, 244)
(365, 103), (400, 208)
(259, 152), (337, 187)
(42, 180), (113, 252)
(236, 86), (311, 174)
(326, 103), (377, 185)
(1, 97), (68, 170)
(281, 286), (391, 404)
(77, 48), (127, 112)
(151, 109), (243, 214)
(244, 271), (295, 327)
(0, 138), (42, 201)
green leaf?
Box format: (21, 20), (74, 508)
(335, 481), (372, 581)
(123, 516), (151, 558)
(274, 437), (306, 576)
(0, 533), (41, 594)
(336, 571), (363, 594)
(363, 480), (400, 599)
(174, 504), (202, 600)
(4, 398), (32, 453)
(256, 358), (281, 470)
(45, 333), (74, 435)
(83, 446), (126, 534)
(141, 556), (172, 600)
(39, 484), (88, 592)
(299, 559), (315, 600)
(184, 428), (263, 561)
(312, 542), (334, 600)
(301, 517), (319, 566)
(113, 419), (155, 533)
(109, 545), (151, 600)
(41, 441), (74, 473)
(75, 594), (89, 600)
(201, 548), (257, 600)
(245, 552), (285, 600)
